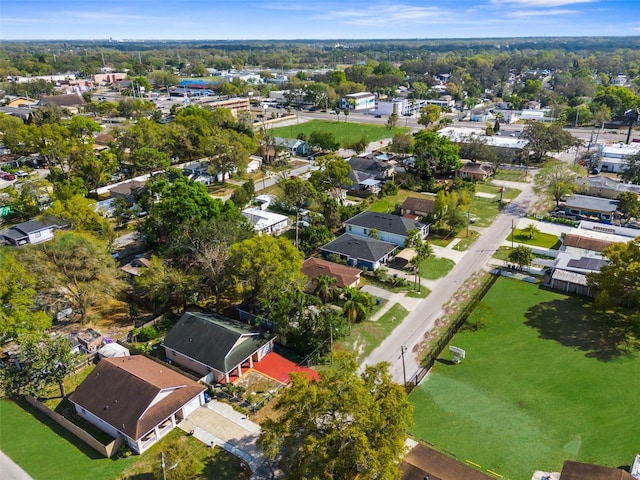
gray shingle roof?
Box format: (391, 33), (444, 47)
(564, 194), (618, 213)
(321, 233), (397, 262)
(346, 211), (427, 236)
(162, 312), (275, 374)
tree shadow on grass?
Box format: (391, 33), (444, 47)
(523, 295), (638, 361)
(15, 398), (120, 462)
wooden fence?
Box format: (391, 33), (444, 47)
(24, 395), (122, 458)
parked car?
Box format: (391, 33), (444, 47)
(374, 115), (382, 118)
(0, 172), (16, 180)
(15, 170), (28, 178)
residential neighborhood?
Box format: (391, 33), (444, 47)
(1, 20), (640, 480)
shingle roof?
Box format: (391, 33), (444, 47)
(401, 196), (435, 214)
(563, 233), (612, 253)
(564, 194), (619, 213)
(400, 443), (494, 480)
(69, 356), (205, 441)
(321, 233), (397, 262)
(348, 157), (388, 173)
(301, 257), (361, 288)
(560, 461), (635, 480)
(162, 312), (276, 374)
(38, 93), (86, 107)
(346, 211), (427, 237)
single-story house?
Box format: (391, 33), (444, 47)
(400, 443), (494, 480)
(457, 162), (494, 181)
(576, 175), (640, 199)
(401, 196), (435, 219)
(109, 180), (146, 206)
(162, 312), (276, 384)
(121, 252), (153, 278)
(301, 257), (362, 290)
(345, 211), (429, 246)
(242, 207), (289, 235)
(69, 356), (206, 454)
(0, 218), (64, 246)
(562, 232), (615, 256)
(320, 233), (398, 271)
(543, 252), (608, 296)
(347, 156), (395, 179)
(563, 194), (618, 223)
(559, 460), (635, 480)
(38, 93), (86, 113)
(346, 170), (382, 194)
(274, 137), (309, 157)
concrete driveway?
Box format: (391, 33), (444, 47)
(178, 401), (279, 478)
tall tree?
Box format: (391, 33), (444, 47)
(279, 178), (316, 248)
(418, 104), (442, 128)
(309, 154), (352, 204)
(341, 286), (373, 324)
(0, 250), (51, 341)
(620, 152), (640, 185)
(26, 232), (124, 322)
(259, 351), (412, 480)
(129, 147), (170, 176)
(413, 130), (461, 175)
(533, 160), (585, 206)
(44, 195), (114, 243)
(226, 235), (305, 311)
(134, 256), (198, 314)
(521, 122), (580, 163)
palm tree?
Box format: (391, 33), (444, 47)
(341, 286), (372, 324)
(526, 222), (540, 239)
(413, 240), (434, 291)
(314, 275), (337, 304)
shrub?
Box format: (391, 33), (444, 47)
(134, 325), (158, 342)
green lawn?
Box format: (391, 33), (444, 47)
(419, 256), (455, 280)
(508, 228), (562, 249)
(337, 303), (408, 362)
(410, 278), (639, 479)
(0, 399), (134, 480)
(368, 190), (435, 214)
(268, 119), (409, 148)
(469, 183), (521, 228)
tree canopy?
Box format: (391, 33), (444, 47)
(259, 351), (412, 480)
(521, 122), (579, 163)
(533, 160), (585, 206)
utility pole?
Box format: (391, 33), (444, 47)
(511, 219), (514, 249)
(161, 452), (166, 480)
(401, 345), (408, 389)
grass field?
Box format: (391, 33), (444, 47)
(268, 119), (409, 148)
(368, 190), (435, 214)
(0, 399), (134, 480)
(337, 303), (408, 361)
(470, 182), (521, 228)
(419, 256), (455, 280)
(410, 278), (639, 479)
(509, 227), (562, 249)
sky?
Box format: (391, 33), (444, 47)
(2, 0), (640, 41)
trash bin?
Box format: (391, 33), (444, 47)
(376, 298), (382, 306)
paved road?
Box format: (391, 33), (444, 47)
(0, 450), (33, 480)
(361, 180), (537, 384)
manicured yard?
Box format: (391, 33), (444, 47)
(268, 119), (409, 148)
(0, 399), (134, 480)
(508, 227), (562, 249)
(419, 256), (455, 280)
(469, 182), (521, 228)
(368, 190), (435, 214)
(410, 278), (639, 479)
(337, 303), (408, 362)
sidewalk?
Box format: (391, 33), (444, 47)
(0, 450), (33, 480)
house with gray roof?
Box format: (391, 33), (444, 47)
(345, 211), (429, 246)
(1, 218), (64, 246)
(563, 194), (618, 223)
(576, 175), (640, 199)
(320, 233), (398, 271)
(274, 137), (309, 157)
(162, 312), (276, 384)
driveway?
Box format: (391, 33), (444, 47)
(178, 401), (279, 479)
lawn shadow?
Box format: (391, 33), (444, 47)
(523, 294), (637, 361)
(15, 397), (120, 462)
(435, 358), (456, 366)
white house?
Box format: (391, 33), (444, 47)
(340, 92), (376, 111)
(242, 207), (289, 235)
(595, 142), (640, 174)
(69, 356), (206, 454)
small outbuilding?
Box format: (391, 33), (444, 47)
(98, 343), (130, 359)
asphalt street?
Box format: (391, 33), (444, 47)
(361, 180), (537, 385)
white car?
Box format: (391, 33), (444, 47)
(15, 170), (28, 178)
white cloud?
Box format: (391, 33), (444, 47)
(491, 0), (595, 5)
(508, 8), (579, 16)
(324, 4), (447, 26)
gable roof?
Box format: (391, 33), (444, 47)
(321, 233), (397, 262)
(162, 312), (276, 374)
(401, 196), (435, 214)
(563, 233), (612, 253)
(1, 218), (61, 243)
(109, 180), (146, 197)
(348, 157), (389, 174)
(69, 356), (205, 441)
(560, 461), (635, 480)
(401, 443), (494, 480)
(301, 257), (361, 288)
(38, 93), (86, 107)
(346, 211), (427, 237)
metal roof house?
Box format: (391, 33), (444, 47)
(1, 218), (64, 246)
(162, 312), (276, 384)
